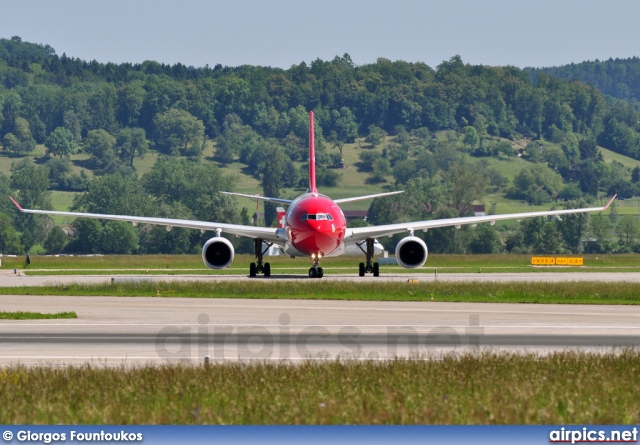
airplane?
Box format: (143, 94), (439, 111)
(10, 111), (616, 279)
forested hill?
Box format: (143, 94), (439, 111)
(528, 57), (640, 105)
(2, 36), (640, 160)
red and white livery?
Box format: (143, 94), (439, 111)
(10, 112), (616, 278)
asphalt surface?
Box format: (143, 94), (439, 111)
(1, 293), (640, 366)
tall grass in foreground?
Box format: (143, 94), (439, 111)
(1, 351), (639, 424)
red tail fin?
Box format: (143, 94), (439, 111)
(308, 111), (318, 194)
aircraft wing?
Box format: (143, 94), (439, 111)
(343, 195), (617, 244)
(9, 197), (286, 244)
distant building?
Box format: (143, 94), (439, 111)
(473, 205), (486, 217)
(343, 210), (368, 221)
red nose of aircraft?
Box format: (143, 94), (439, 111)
(286, 193), (346, 257)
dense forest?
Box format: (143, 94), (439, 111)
(529, 57), (640, 106)
(2, 36), (640, 257)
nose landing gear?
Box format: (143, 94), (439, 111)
(308, 254), (324, 278)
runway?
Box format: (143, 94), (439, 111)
(3, 271), (640, 286)
(1, 294), (639, 366)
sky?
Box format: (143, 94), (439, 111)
(3, 0), (640, 70)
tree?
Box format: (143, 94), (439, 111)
(365, 125), (385, 146)
(369, 157), (391, 183)
(99, 221), (139, 254)
(2, 133), (20, 154)
(45, 127), (77, 158)
(215, 114), (261, 165)
(579, 138), (600, 160)
(0, 172), (14, 217)
(63, 110), (82, 141)
(10, 163), (51, 209)
(616, 215), (640, 247)
(117, 81), (146, 126)
(462, 126), (479, 150)
(153, 108), (206, 157)
(469, 224), (502, 254)
(1, 119), (35, 155)
(557, 200), (589, 253)
(0, 214), (22, 254)
(518, 217), (564, 254)
(446, 163), (488, 216)
(44, 226), (67, 253)
(116, 128), (149, 167)
(74, 174), (156, 217)
(495, 140), (513, 159)
(142, 156), (236, 223)
(586, 213), (612, 253)
(66, 218), (103, 254)
(84, 129), (118, 172)
(259, 141), (286, 226)
(328, 107), (358, 159)
(393, 159), (417, 185)
(46, 157), (72, 189)
(11, 163), (52, 251)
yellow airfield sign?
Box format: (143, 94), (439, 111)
(531, 257), (556, 265)
(531, 257), (583, 266)
(555, 257), (584, 266)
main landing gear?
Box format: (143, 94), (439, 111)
(249, 238), (271, 278)
(308, 254), (324, 278)
(358, 238), (380, 277)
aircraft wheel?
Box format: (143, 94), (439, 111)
(317, 267), (324, 278)
(373, 262), (379, 277)
(309, 268), (318, 278)
(264, 262), (271, 277)
(358, 262), (365, 277)
(249, 262), (257, 277)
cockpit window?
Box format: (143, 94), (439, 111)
(300, 213), (334, 221)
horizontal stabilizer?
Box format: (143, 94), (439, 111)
(333, 190), (404, 204)
(219, 192), (293, 205)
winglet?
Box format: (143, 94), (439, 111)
(603, 194), (617, 210)
(9, 196), (23, 211)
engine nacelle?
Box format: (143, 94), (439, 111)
(202, 237), (235, 269)
(395, 236), (428, 269)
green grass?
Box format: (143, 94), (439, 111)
(2, 253), (639, 274)
(0, 311), (77, 320)
(1, 351), (639, 424)
(4, 281), (640, 305)
(600, 146), (640, 169)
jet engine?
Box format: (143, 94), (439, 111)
(395, 236), (428, 269)
(202, 237), (235, 269)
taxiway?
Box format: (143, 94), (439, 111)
(1, 294), (638, 366)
